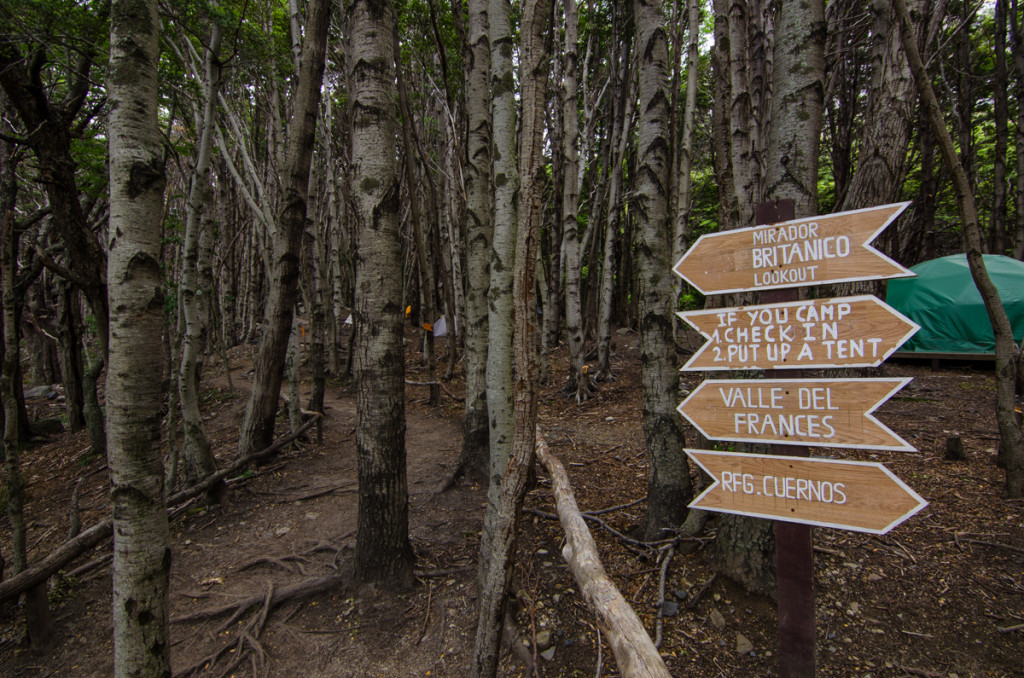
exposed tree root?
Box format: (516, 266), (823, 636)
(172, 574), (351, 677)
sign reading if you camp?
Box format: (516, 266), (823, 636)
(678, 295), (919, 371)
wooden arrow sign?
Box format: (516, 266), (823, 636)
(684, 449), (928, 534)
(677, 378), (914, 451)
(673, 202), (912, 294)
(678, 295), (919, 371)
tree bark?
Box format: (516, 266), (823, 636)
(479, 0), (519, 588)
(562, 0), (592, 402)
(179, 18), (223, 488)
(894, 0), (1024, 496)
(456, 0), (493, 484)
(236, 0), (331, 459)
(633, 0), (692, 541)
(107, 0), (171, 672)
(349, 0), (414, 585)
(471, 3), (549, 674)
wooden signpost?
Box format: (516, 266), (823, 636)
(684, 449), (928, 534)
(673, 199), (925, 677)
(674, 202), (912, 294)
(677, 377), (914, 451)
(678, 295), (920, 371)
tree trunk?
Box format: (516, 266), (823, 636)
(349, 0), (414, 585)
(107, 1), (171, 672)
(633, 0), (692, 541)
(562, 0), (592, 402)
(471, 2), (548, 674)
(236, 0), (330, 459)
(179, 19), (223, 488)
(990, 0), (1009, 255)
(1009, 0), (1024, 259)
(895, 0), (1024, 497)
(595, 30), (634, 381)
(456, 0), (492, 485)
(479, 0), (519, 588)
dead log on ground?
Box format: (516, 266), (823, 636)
(0, 415), (319, 606)
(534, 429), (671, 678)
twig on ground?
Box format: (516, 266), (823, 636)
(684, 573), (717, 610)
(404, 379), (464, 402)
(654, 544), (675, 649)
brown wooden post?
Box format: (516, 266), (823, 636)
(756, 199), (815, 677)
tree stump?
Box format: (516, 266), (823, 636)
(945, 434), (965, 461)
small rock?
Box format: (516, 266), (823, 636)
(616, 327), (631, 336)
(304, 512), (319, 520)
(867, 573), (884, 582)
(535, 630), (553, 650)
(736, 633), (753, 654)
(274, 526), (291, 536)
(710, 608), (727, 629)
(540, 647), (556, 661)
(661, 601), (679, 617)
(674, 589), (689, 601)
(605, 416), (615, 422)
(847, 602), (861, 616)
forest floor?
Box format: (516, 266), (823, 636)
(1, 327), (1023, 677)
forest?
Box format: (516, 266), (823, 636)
(1, 0), (1023, 676)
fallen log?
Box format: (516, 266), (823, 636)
(0, 415), (320, 606)
(534, 429), (671, 678)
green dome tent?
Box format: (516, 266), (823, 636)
(885, 254), (1024, 354)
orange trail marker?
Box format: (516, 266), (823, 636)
(677, 377), (914, 451)
(673, 202), (912, 294)
(678, 294), (919, 371)
(685, 449), (928, 534)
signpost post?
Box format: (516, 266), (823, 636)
(673, 199), (926, 677)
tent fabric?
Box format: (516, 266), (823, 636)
(885, 254), (1024, 354)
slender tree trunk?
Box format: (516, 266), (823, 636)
(633, 0), (692, 541)
(349, 0), (414, 584)
(672, 0), (700, 309)
(395, 23), (440, 406)
(479, 0), (519, 588)
(595, 32), (633, 381)
(456, 0), (493, 484)
(895, 0), (1024, 497)
(562, 0), (592, 402)
(236, 0), (330, 459)
(990, 0), (1009, 255)
(179, 19), (223, 487)
(107, 1), (171, 673)
(1008, 0), (1024, 259)
(472, 3), (549, 673)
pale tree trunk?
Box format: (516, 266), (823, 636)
(633, 0), (692, 542)
(562, 0), (592, 402)
(107, 1), (171, 673)
(471, 2), (548, 674)
(179, 19), (222, 488)
(672, 0), (700, 309)
(236, 0), (330, 459)
(895, 0), (1024, 497)
(595, 32), (634, 381)
(479, 0), (518, 587)
(349, 0), (414, 584)
(456, 0), (492, 484)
